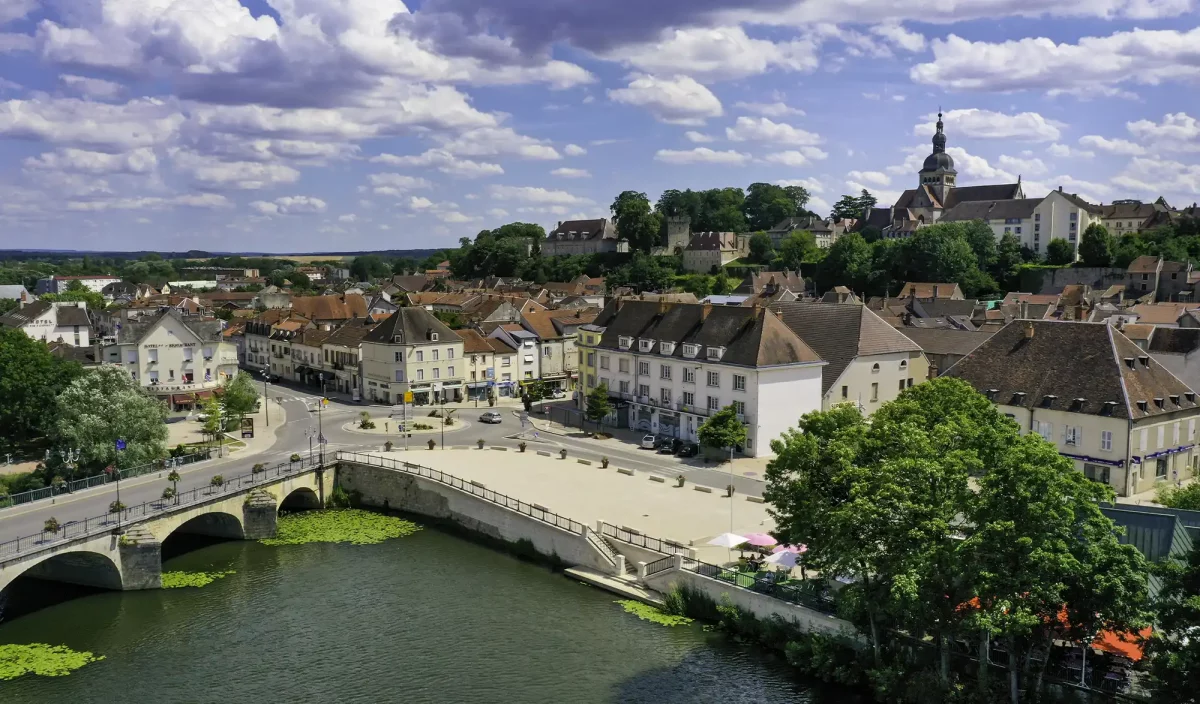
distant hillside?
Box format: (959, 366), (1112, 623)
(0, 248), (445, 262)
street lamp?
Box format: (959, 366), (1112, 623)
(317, 372), (326, 465)
(304, 427), (317, 463)
(260, 368), (270, 427)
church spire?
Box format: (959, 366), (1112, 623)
(932, 111), (947, 154)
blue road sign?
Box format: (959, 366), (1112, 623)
(115, 439), (126, 451)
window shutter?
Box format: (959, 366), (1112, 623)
(1076, 428), (1082, 447)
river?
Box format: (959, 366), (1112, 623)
(0, 525), (858, 703)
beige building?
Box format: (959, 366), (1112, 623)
(943, 319), (1200, 497)
(103, 310), (238, 410)
(361, 308), (465, 405)
(681, 232), (748, 274)
(520, 308), (598, 393)
(542, 218), (628, 256)
(0, 300), (91, 347)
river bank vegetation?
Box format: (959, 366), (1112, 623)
(0, 643), (104, 680)
(261, 509), (421, 546)
(161, 570), (236, 589)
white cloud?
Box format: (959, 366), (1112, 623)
(24, 147), (157, 174)
(408, 196), (434, 210)
(733, 101), (806, 117)
(0, 97), (184, 151)
(1047, 143), (1095, 158)
(58, 75), (125, 100)
(777, 177), (825, 193)
(608, 74), (723, 126)
(338, 213), (357, 223)
(604, 26), (818, 81)
(912, 27), (1200, 94)
(915, 109), (1062, 141)
(726, 116), (822, 146)
(171, 150), (300, 190)
(551, 167), (590, 178)
(249, 195), (327, 215)
(66, 193), (230, 211)
(1112, 156), (1200, 203)
(762, 148), (827, 167)
(370, 149), (504, 178)
(1127, 112), (1200, 151)
(438, 211), (478, 223)
(997, 153), (1049, 177)
(847, 170), (891, 187)
(434, 127), (561, 160)
(1079, 135), (1145, 156)
(487, 185), (593, 205)
(871, 24), (927, 52)
(655, 147), (751, 165)
(685, 131), (715, 143)
(368, 172), (432, 197)
(563, 143), (587, 156)
(487, 208), (509, 218)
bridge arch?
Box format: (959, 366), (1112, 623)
(156, 511), (245, 543)
(1, 549), (123, 596)
(279, 487), (321, 511)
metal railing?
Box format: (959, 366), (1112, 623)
(0, 455), (321, 560)
(688, 560), (837, 615)
(587, 530), (617, 566)
(600, 522), (691, 556)
(0, 451), (215, 510)
(337, 452), (586, 535)
(644, 555), (676, 578)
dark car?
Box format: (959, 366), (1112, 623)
(658, 438), (683, 454)
(677, 443), (699, 458)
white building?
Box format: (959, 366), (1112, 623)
(577, 301), (826, 457)
(944, 319), (1200, 497)
(488, 324), (541, 387)
(361, 307), (465, 405)
(0, 300), (91, 347)
(35, 275), (121, 295)
(102, 310), (238, 410)
(939, 188), (1105, 260)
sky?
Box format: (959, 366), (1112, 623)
(0, 1), (1198, 254)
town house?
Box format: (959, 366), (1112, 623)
(361, 308), (465, 405)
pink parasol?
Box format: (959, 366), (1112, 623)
(772, 544), (808, 554)
(742, 532), (778, 547)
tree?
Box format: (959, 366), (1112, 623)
(992, 232), (1024, 289)
(681, 274), (713, 298)
(210, 475), (224, 490)
(611, 191), (662, 253)
(53, 365), (168, 475)
(584, 383), (613, 434)
(167, 469), (181, 498)
(777, 231), (818, 272)
(711, 274), (733, 295)
(0, 328), (81, 451)
(1146, 543), (1200, 701)
(349, 255), (391, 281)
(904, 225), (978, 286)
(287, 270), (311, 289)
(783, 184), (811, 212)
(606, 253), (673, 293)
(1045, 238), (1075, 266)
(1157, 482), (1200, 510)
(697, 405), (747, 461)
(743, 182), (797, 231)
(816, 232), (872, 293)
(1079, 223), (1115, 267)
(40, 289), (105, 312)
(831, 189), (876, 221)
(221, 372), (259, 425)
(201, 394), (223, 449)
(0, 298), (19, 315)
(960, 219), (998, 271)
(43, 517), (60, 536)
(747, 232), (775, 265)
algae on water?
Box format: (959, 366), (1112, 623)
(0, 644), (104, 680)
(161, 570), (236, 588)
(615, 600), (694, 626)
(261, 509), (421, 546)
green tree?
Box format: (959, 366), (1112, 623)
(0, 328), (81, 451)
(201, 394), (223, 448)
(1157, 482), (1200, 510)
(747, 232), (775, 265)
(1146, 543), (1200, 701)
(783, 184), (811, 212)
(53, 365), (168, 474)
(711, 274), (733, 295)
(816, 232), (872, 293)
(1045, 238), (1075, 266)
(349, 255), (391, 281)
(992, 232), (1024, 289)
(584, 383), (613, 434)
(697, 405), (747, 460)
(606, 253), (673, 293)
(0, 298), (19, 315)
(961, 219), (998, 271)
(221, 372), (259, 426)
(611, 191), (662, 253)
(1079, 222), (1115, 267)
(287, 271), (311, 289)
(831, 189), (877, 221)
(777, 231), (818, 272)
(904, 225), (978, 286)
(40, 289), (105, 312)
(743, 182), (797, 231)
(680, 274), (713, 298)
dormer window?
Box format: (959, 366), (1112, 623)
(706, 346), (725, 361)
(1137, 400), (1149, 412)
(1124, 357), (1136, 369)
(985, 388), (998, 400)
(660, 342), (676, 355)
(1188, 392), (1197, 403)
(1041, 394), (1058, 408)
(871, 363), (881, 373)
(1171, 394), (1181, 406)
(639, 339), (654, 353)
(1101, 401), (1118, 416)
(1139, 356), (1150, 367)
(1154, 397), (1165, 409)
(682, 343), (700, 359)
(618, 336), (633, 350)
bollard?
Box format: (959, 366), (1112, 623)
(648, 475), (665, 483)
(617, 468), (635, 476)
(693, 485), (712, 493)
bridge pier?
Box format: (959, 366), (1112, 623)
(118, 527), (162, 590)
(242, 490), (278, 540)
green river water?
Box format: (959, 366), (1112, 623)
(0, 525), (858, 703)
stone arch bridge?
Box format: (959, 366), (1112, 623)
(0, 465), (334, 595)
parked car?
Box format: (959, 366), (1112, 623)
(656, 436), (676, 454)
(550, 389), (567, 400)
(677, 443), (699, 458)
(479, 411), (503, 424)
(640, 434), (657, 449)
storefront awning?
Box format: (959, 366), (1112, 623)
(170, 394), (195, 404)
(194, 390), (214, 400)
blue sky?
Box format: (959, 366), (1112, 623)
(0, 0), (1197, 253)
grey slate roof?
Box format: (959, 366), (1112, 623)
(1148, 327), (1200, 355)
(0, 300), (52, 328)
(942, 183), (1024, 208)
(897, 327), (993, 357)
(364, 306), (461, 345)
(942, 320), (1199, 420)
(114, 309), (224, 344)
(768, 302), (922, 395)
(591, 300), (824, 369)
(940, 198), (1041, 222)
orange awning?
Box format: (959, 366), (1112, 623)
(1092, 628), (1151, 662)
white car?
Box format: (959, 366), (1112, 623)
(640, 434), (657, 449)
(550, 389), (567, 400)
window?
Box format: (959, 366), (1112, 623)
(619, 380), (630, 393)
(1035, 213), (1041, 221)
(706, 346), (725, 360)
(660, 364), (672, 380)
(432, 349), (439, 361)
(1034, 224), (1040, 233)
(183, 347), (193, 361)
(416, 350), (424, 362)
(638, 361), (650, 376)
(1069, 212), (1077, 221)
(899, 379), (907, 392)
(1158, 426), (1165, 448)
(1004, 227), (1011, 234)
(1034, 420), (1053, 441)
(502, 357), (511, 367)
(733, 374), (746, 391)
(871, 363), (880, 373)
(618, 336), (632, 349)
(1015, 227), (1022, 234)
(683, 391), (694, 407)
(395, 351), (403, 362)
(1084, 463), (1111, 485)
(638, 384), (650, 398)
(586, 352), (595, 366)
(433, 368), (440, 379)
(149, 370), (159, 383)
(683, 367), (695, 384)
(1157, 457), (1169, 478)
(1174, 422), (1181, 445)
(1101, 430), (1113, 451)
(619, 359), (630, 373)
(1141, 429), (1148, 450)
(600, 355), (610, 370)
(733, 400), (746, 415)
(660, 388), (672, 404)
(168, 369), (175, 380)
(841, 385), (848, 399)
(707, 371), (719, 387)
(682, 343), (700, 358)
(148, 348), (158, 363)
(639, 339), (654, 352)
(660, 342), (676, 355)
(1065, 426), (1080, 446)
(448, 366), (454, 377)
(586, 375), (595, 388)
(543, 347), (551, 357)
(899, 360), (908, 370)
(870, 382), (878, 402)
(416, 369), (424, 381)
(707, 395), (720, 411)
(126, 350), (137, 364)
(1190, 419), (1196, 441)
(394, 370), (404, 382)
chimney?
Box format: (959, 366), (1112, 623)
(1058, 185), (1063, 192)
(909, 284), (916, 299)
(927, 363), (938, 380)
(1020, 300), (1029, 319)
(701, 303), (713, 321)
(1023, 321), (1035, 339)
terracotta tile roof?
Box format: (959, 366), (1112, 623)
(289, 294), (367, 321)
(900, 282), (963, 300)
(456, 328), (495, 354)
(1121, 323), (1155, 341)
(1132, 303), (1200, 325)
(1127, 255), (1162, 274)
(521, 308), (599, 339)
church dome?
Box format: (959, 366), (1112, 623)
(922, 151), (955, 172)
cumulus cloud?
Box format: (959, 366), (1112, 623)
(608, 74), (723, 125)
(603, 26), (818, 81)
(1079, 135), (1145, 156)
(563, 143), (587, 156)
(433, 126), (561, 160)
(1047, 143), (1095, 158)
(655, 148), (751, 165)
(370, 148), (504, 177)
(251, 196), (329, 216)
(171, 151), (301, 190)
(733, 101), (805, 117)
(551, 167), (590, 178)
(726, 116), (822, 146)
(487, 184), (593, 205)
(368, 172), (433, 197)
(870, 24), (926, 52)
(685, 131), (715, 143)
(915, 109), (1062, 141)
(1112, 156), (1200, 203)
(66, 193), (231, 211)
(847, 170), (891, 187)
(997, 153), (1049, 177)
(338, 213), (357, 223)
(58, 75), (126, 100)
(24, 147), (157, 175)
(762, 148), (827, 167)
(1127, 112), (1200, 151)
(0, 97), (184, 151)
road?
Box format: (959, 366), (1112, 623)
(0, 382), (763, 545)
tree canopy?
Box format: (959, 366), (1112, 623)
(1045, 238), (1075, 266)
(831, 189), (877, 221)
(0, 328), (82, 452)
(53, 365), (169, 475)
(747, 232), (776, 265)
(697, 405), (747, 454)
(1079, 223), (1115, 267)
(611, 191), (662, 253)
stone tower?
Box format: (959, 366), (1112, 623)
(918, 112), (957, 204)
(665, 216), (691, 254)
